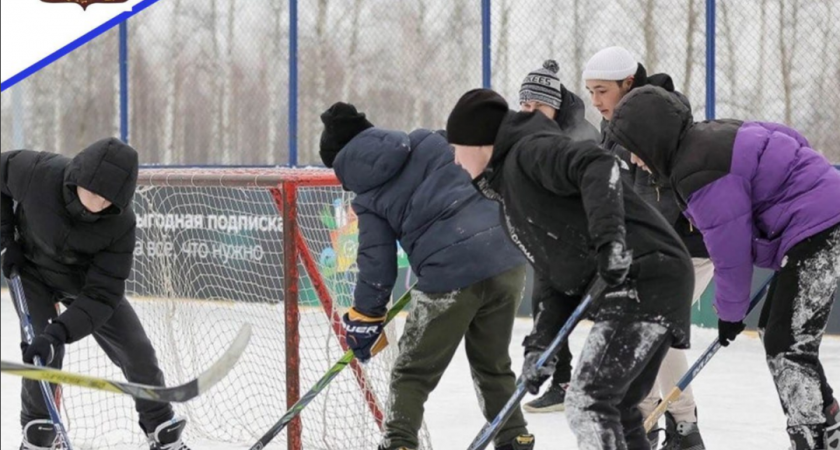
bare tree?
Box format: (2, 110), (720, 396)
(493, 0), (511, 92)
(571, 0), (589, 91)
(719, 0), (742, 114)
(161, 0), (183, 164)
(340, 0), (364, 102)
(642, 0), (658, 70)
(778, 0), (801, 125)
(266, 0), (287, 163)
(682, 0), (699, 100)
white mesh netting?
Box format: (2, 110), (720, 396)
(60, 168), (432, 450)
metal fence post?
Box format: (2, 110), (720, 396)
(706, 0), (715, 120)
(120, 21), (129, 143)
(289, 0), (299, 167)
(482, 0), (491, 89)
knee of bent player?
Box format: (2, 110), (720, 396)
(565, 383), (596, 423)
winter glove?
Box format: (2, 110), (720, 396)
(717, 319), (745, 347)
(1, 240), (25, 278)
(521, 351), (556, 395)
(597, 241), (632, 287)
(22, 322), (68, 365)
(342, 307), (388, 363)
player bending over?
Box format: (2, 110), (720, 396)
(447, 89), (694, 450)
(607, 85), (840, 450)
(1, 139), (190, 450)
(516, 59), (600, 415)
(583, 45), (711, 449)
(318, 102), (534, 450)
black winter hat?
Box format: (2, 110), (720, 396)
(446, 89), (509, 146)
(319, 102), (374, 168)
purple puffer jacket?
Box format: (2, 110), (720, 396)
(684, 122), (840, 321)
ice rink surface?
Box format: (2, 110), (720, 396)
(2, 292), (838, 449)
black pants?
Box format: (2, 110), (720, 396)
(565, 321), (672, 450)
(529, 272), (573, 387)
(14, 270), (173, 432)
(759, 224), (839, 438)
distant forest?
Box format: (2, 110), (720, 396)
(3, 0), (838, 164)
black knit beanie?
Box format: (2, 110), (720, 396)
(446, 89), (509, 146)
(319, 102), (374, 168)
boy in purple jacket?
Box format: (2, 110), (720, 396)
(607, 85), (840, 450)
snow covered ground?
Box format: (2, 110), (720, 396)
(2, 291), (838, 449)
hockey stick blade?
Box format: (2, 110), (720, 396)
(643, 274), (774, 431)
(1, 323), (252, 403)
(467, 276), (609, 450)
(249, 287), (415, 450)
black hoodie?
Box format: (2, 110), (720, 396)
(1, 138), (139, 342)
(599, 69), (708, 257)
(553, 85), (600, 142)
(474, 111), (692, 348)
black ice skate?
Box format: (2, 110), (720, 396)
(523, 383), (567, 413)
(826, 399), (839, 450)
(20, 420), (56, 450)
(495, 434), (535, 450)
(787, 425), (825, 450)
(146, 416), (191, 450)
(661, 411), (706, 450)
(647, 427), (661, 450)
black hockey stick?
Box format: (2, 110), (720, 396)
(643, 274), (775, 431)
(467, 276), (609, 450)
(2, 308), (252, 403)
(249, 286), (415, 450)
(8, 267), (75, 450)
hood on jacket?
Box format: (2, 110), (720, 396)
(333, 128), (411, 194)
(490, 111), (560, 172)
(64, 138), (138, 217)
(554, 85), (598, 141)
(606, 85), (693, 180)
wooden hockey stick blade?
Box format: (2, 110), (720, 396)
(1, 323), (252, 403)
(642, 275), (774, 431)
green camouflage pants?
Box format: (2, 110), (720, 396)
(382, 265), (529, 450)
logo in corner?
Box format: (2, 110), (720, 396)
(41, 0), (129, 10)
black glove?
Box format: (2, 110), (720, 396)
(597, 241), (632, 287)
(22, 322), (68, 365)
(521, 351), (556, 395)
(1, 240), (25, 278)
(718, 319), (745, 347)
(342, 307), (388, 363)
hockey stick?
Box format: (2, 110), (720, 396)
(8, 267), (75, 450)
(2, 320), (252, 403)
(643, 274), (775, 432)
(467, 276), (609, 450)
(249, 286), (415, 450)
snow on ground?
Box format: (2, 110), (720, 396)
(2, 291), (838, 449)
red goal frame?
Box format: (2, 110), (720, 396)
(138, 168), (385, 450)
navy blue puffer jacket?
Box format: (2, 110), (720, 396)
(333, 127), (525, 316)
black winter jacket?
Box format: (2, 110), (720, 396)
(601, 72), (708, 257)
(1, 138), (139, 343)
(475, 111), (692, 348)
(333, 127), (525, 317)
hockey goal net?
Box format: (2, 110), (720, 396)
(60, 167), (432, 450)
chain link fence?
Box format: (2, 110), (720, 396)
(1, 0), (839, 163)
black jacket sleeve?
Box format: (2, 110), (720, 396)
(351, 203), (398, 318)
(54, 225), (136, 343)
(517, 137), (626, 250)
(1, 150), (40, 246)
